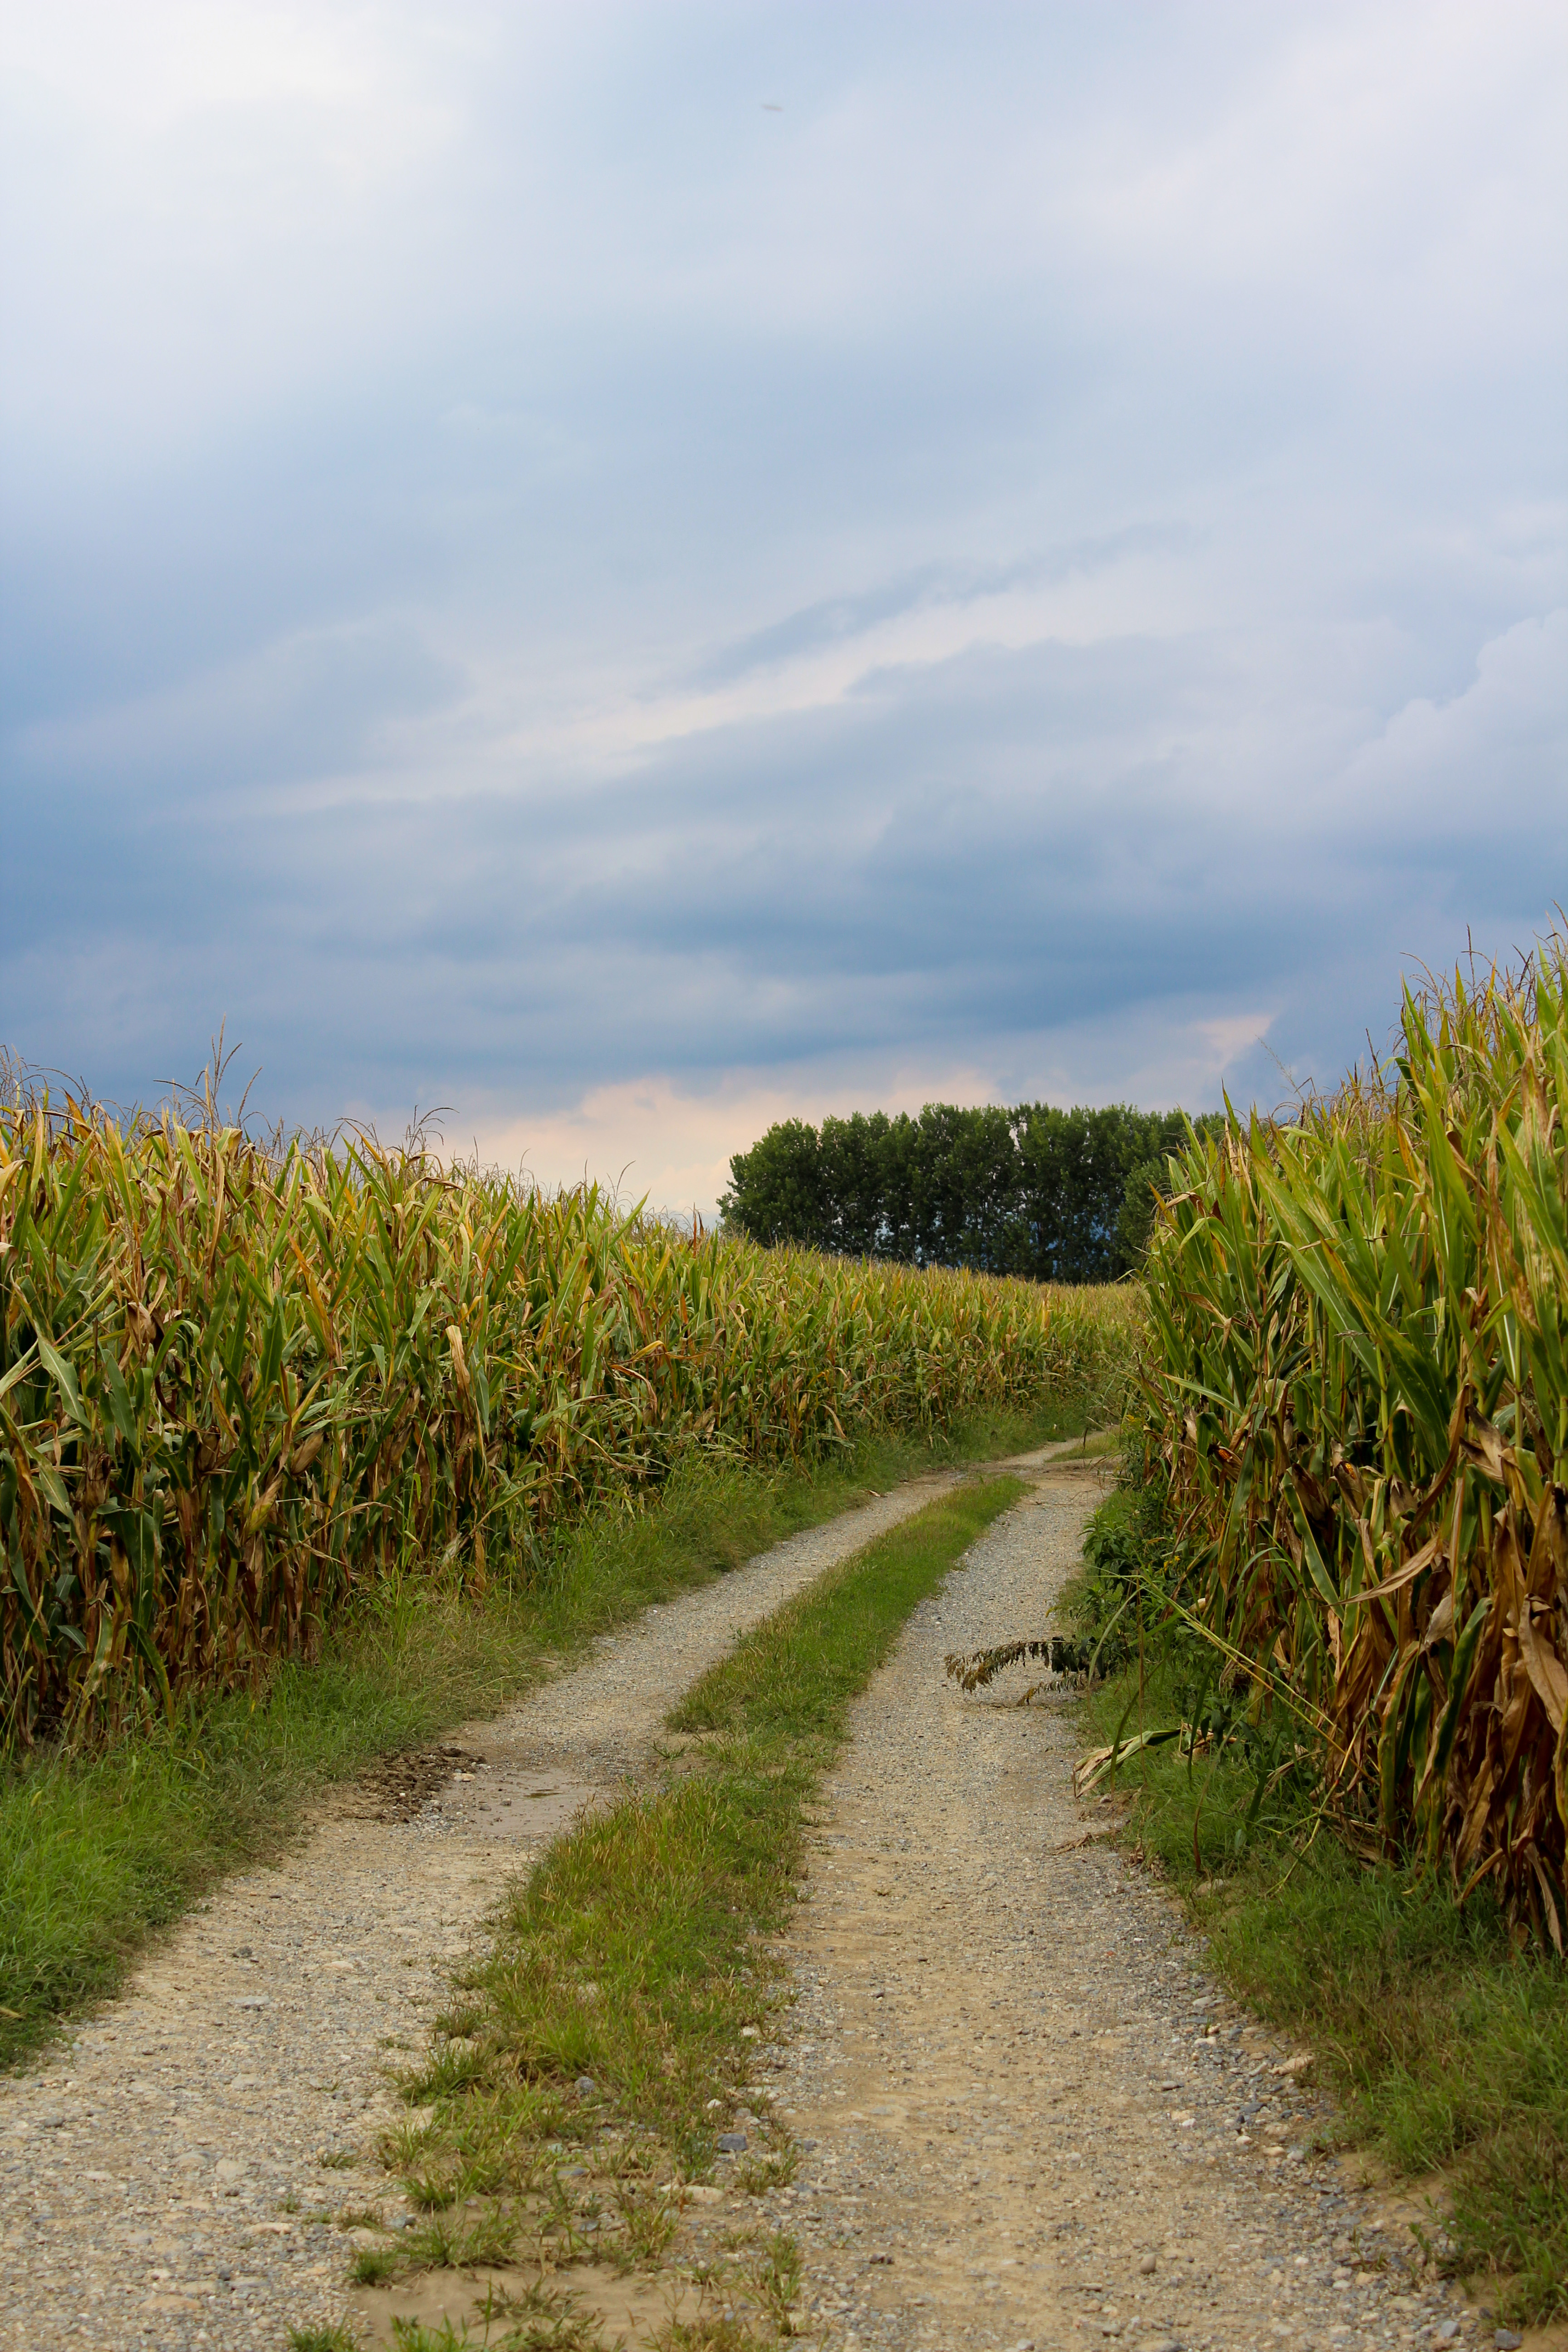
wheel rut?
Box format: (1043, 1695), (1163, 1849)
(2, 1458), (1488, 2352)
(745, 1466), (1479, 2352)
(0, 1474), (960, 2349)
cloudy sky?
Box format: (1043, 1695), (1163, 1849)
(3, 2), (1564, 1212)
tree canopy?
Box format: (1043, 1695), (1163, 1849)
(720, 1101), (1225, 1281)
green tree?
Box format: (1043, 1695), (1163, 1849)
(817, 1112), (893, 1256)
(723, 1100), (1226, 1276)
(1013, 1104), (1143, 1281)
(720, 1118), (824, 1245)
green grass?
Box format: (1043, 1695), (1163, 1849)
(1, 1399), (1069, 2072)
(1082, 1635), (1568, 2325)
(362, 1475), (1024, 2327)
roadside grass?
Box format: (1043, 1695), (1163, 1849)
(352, 1476), (1026, 2343)
(1081, 1644), (1568, 2326)
(1, 1398), (1068, 2072)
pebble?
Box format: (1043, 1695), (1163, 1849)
(734, 1466), (1475, 2352)
(0, 1478), (958, 2349)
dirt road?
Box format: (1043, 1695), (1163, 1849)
(0, 1474), (962, 2350)
(1, 1460), (1481, 2350)
(743, 1465), (1471, 2352)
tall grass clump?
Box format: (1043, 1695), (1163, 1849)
(1137, 936), (1567, 1943)
(0, 1077), (1136, 1749)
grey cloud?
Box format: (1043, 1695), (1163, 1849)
(1, 3), (1563, 1142)
(689, 527), (1200, 688)
(17, 620), (462, 797)
(10, 605), (1552, 1136)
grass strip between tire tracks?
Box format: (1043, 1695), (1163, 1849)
(340, 1474), (1026, 2350)
(0, 1401), (1073, 2074)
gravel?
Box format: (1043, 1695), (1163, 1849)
(0, 1472), (960, 2350)
(3, 1455), (1486, 2351)
(734, 1466), (1475, 2352)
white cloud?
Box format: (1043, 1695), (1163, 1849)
(449, 993), (1282, 1222)
(1340, 611), (1568, 820)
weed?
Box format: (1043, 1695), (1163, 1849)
(406, 2203), (519, 2270)
(351, 2243), (402, 2284)
(746, 2227), (803, 2327)
(388, 2277), (605, 2351)
(288, 2327), (359, 2352)
(609, 2178), (678, 2270)
(433, 2004), (489, 2041)
(402, 2150), (516, 2210)
(403, 2042), (488, 2101)
(736, 2143), (796, 2196)
(654, 2314), (770, 2351)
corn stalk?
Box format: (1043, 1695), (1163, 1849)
(1137, 939), (1568, 1943)
(0, 1089), (1137, 1746)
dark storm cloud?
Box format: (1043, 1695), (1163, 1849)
(1, 2), (1564, 1167)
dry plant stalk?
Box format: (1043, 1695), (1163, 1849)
(942, 1636), (1093, 1691)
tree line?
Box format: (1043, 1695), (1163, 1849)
(720, 1101), (1226, 1282)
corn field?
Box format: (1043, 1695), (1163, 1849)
(1139, 940), (1568, 1943)
(0, 1086), (1133, 1747)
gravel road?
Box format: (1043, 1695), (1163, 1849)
(1, 1459), (1499, 2352)
(740, 1465), (1479, 2352)
(0, 1472), (961, 2350)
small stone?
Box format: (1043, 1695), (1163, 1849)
(1434, 2326), (1460, 2344)
(716, 2132), (747, 2153)
(1494, 2334), (1522, 2350)
(574, 2075), (597, 2096)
